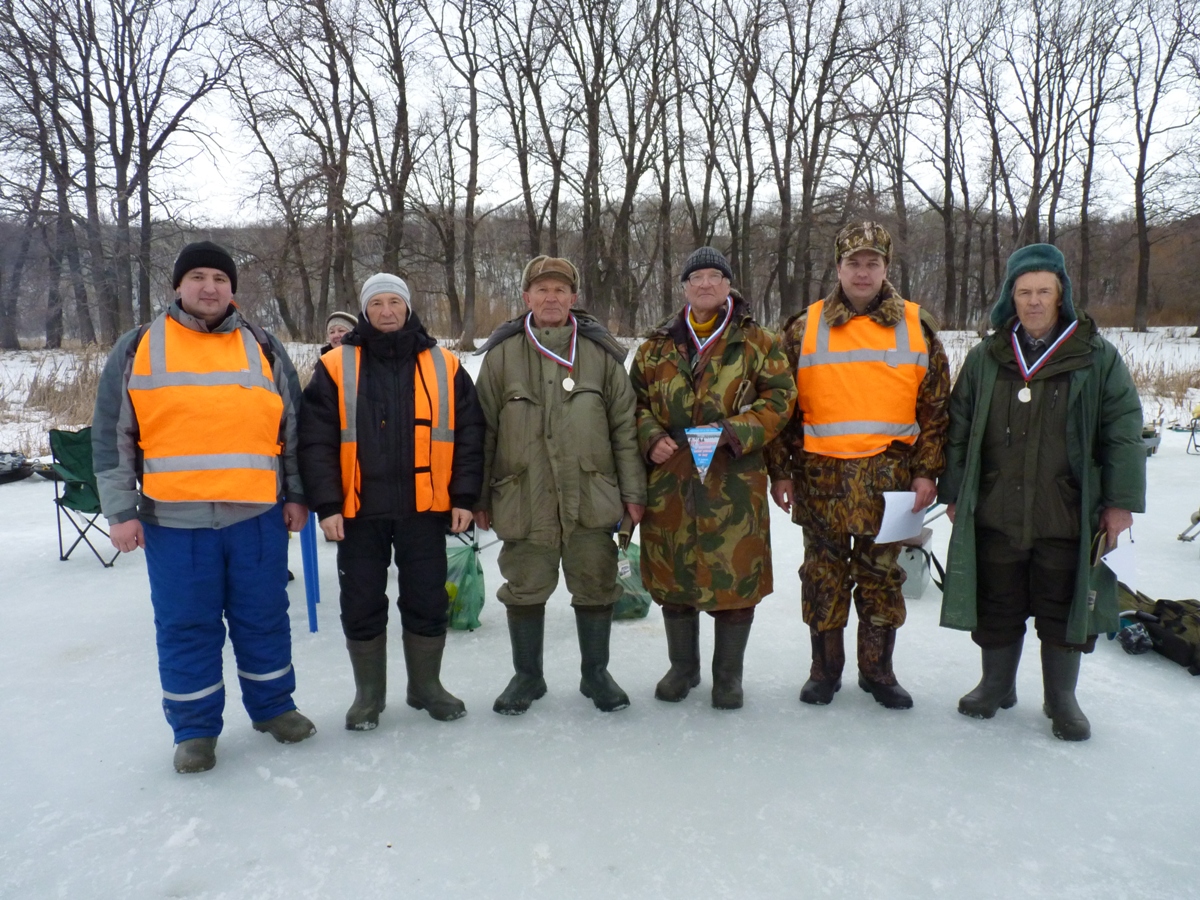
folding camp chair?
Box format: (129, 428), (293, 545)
(49, 427), (119, 567)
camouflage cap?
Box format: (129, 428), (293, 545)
(522, 256), (579, 292)
(834, 221), (892, 264)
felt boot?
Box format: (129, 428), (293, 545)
(493, 604), (548, 715)
(655, 606), (701, 702)
(402, 630), (466, 721)
(1041, 642), (1091, 741)
(857, 621), (913, 710)
(345, 633), (387, 731)
(711, 610), (753, 710)
(799, 627), (845, 705)
(958, 641), (1022, 719)
(575, 605), (630, 712)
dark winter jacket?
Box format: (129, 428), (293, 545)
(298, 310), (485, 520)
(937, 309), (1145, 644)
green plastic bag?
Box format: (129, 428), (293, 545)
(447, 543), (485, 630)
(613, 541), (652, 620)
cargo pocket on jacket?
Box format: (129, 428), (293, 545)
(490, 470), (530, 541)
(578, 460), (623, 530)
(1042, 475), (1081, 540)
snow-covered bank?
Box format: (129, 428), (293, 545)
(1, 426), (1197, 899)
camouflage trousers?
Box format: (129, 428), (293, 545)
(799, 529), (906, 632)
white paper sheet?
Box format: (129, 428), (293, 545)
(1101, 533), (1137, 590)
(876, 491), (924, 544)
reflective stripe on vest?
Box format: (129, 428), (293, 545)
(129, 315), (284, 502)
(795, 299), (928, 459)
(322, 343), (458, 517)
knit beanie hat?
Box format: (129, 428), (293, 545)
(680, 246), (733, 283)
(990, 243), (1076, 329)
(173, 241), (238, 294)
(326, 310), (357, 330)
(359, 273), (411, 311)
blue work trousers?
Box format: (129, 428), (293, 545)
(144, 506), (296, 742)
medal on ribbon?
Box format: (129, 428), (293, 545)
(686, 300), (734, 356)
(1011, 319), (1077, 403)
(525, 312), (578, 390)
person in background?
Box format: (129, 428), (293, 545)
(322, 311), (357, 353)
(93, 240), (314, 774)
(299, 274), (484, 731)
(937, 243), (1145, 741)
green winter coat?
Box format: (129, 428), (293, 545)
(476, 316), (646, 544)
(630, 297), (796, 610)
(937, 310), (1146, 644)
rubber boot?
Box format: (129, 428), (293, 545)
(173, 737), (217, 774)
(575, 605), (630, 712)
(1041, 642), (1091, 741)
(252, 709), (317, 743)
(857, 621), (913, 709)
(799, 627), (845, 705)
(345, 633), (387, 731)
(402, 630), (466, 721)
(655, 606), (701, 702)
(711, 610), (753, 710)
(958, 641), (1022, 719)
(493, 604), (548, 715)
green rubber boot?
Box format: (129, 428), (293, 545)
(958, 641), (1022, 719)
(575, 605), (630, 712)
(494, 604), (548, 715)
(402, 630), (466, 721)
(345, 633), (387, 731)
(1041, 642), (1091, 741)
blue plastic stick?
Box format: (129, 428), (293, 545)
(300, 512), (320, 632)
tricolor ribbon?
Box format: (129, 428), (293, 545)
(525, 312), (578, 373)
(1011, 319), (1077, 382)
(686, 300), (734, 356)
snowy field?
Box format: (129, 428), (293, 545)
(1, 332), (1199, 899)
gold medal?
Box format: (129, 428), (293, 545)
(1018, 385), (1032, 403)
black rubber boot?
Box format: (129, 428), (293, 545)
(575, 605), (630, 712)
(494, 604), (548, 715)
(857, 621), (913, 710)
(799, 627), (845, 705)
(402, 630), (466, 721)
(1041, 642), (1091, 741)
(958, 641), (1022, 719)
(345, 633), (388, 731)
(173, 737), (217, 774)
(711, 610), (753, 710)
(252, 709), (317, 743)
(655, 606), (701, 702)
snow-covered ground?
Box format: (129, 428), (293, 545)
(1, 334), (1199, 899)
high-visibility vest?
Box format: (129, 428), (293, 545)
(321, 343), (458, 517)
(128, 314), (284, 503)
(795, 298), (929, 459)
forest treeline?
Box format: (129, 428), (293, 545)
(1, 0), (1198, 347)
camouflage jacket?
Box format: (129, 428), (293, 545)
(766, 282), (951, 536)
(630, 296), (796, 610)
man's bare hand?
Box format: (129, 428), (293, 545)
(283, 502), (309, 532)
(624, 502), (644, 525)
(770, 479), (794, 514)
(911, 477), (937, 513)
(473, 510), (491, 531)
(1098, 507), (1133, 552)
(649, 436), (679, 465)
(110, 519), (144, 553)
(450, 508), (472, 534)
(320, 513), (345, 542)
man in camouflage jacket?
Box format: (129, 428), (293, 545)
(768, 222), (950, 710)
(631, 246), (796, 710)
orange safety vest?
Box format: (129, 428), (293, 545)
(128, 314), (284, 503)
(795, 299), (928, 459)
(321, 343), (458, 517)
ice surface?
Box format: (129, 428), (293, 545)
(1, 335), (1198, 898)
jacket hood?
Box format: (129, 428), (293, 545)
(989, 243), (1077, 330)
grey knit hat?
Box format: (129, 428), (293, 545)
(359, 273), (411, 311)
(680, 246), (733, 283)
